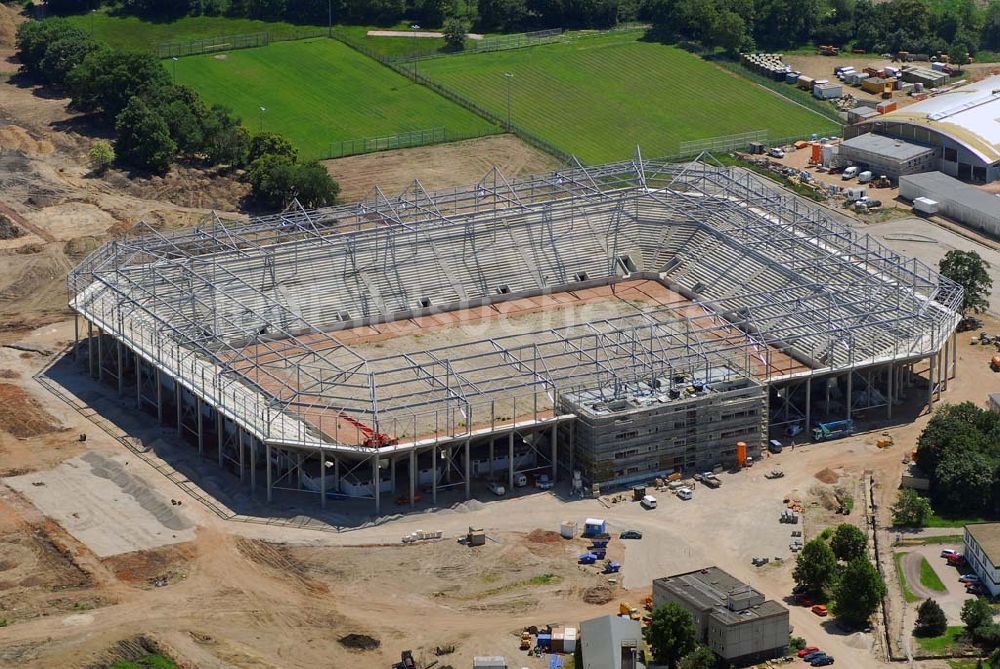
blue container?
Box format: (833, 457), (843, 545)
(538, 634), (552, 648)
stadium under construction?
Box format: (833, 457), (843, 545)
(68, 157), (963, 512)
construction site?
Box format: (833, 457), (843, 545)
(67, 157), (964, 512)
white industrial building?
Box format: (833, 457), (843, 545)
(847, 74), (1000, 183)
(899, 171), (1000, 236)
(964, 523), (1000, 596)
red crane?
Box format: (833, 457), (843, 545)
(339, 414), (396, 448)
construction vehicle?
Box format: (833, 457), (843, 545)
(392, 650), (418, 669)
(619, 602), (641, 620)
(877, 433), (894, 448)
(644, 596), (653, 610)
(817, 45), (838, 56)
(520, 629), (532, 650)
(579, 552), (598, 565)
(992, 355), (1000, 372)
(603, 560), (621, 574)
(812, 419), (855, 442)
(871, 174), (892, 188)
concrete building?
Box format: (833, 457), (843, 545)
(653, 567), (789, 665)
(839, 133), (937, 181)
(899, 171), (1000, 237)
(964, 523), (1000, 596)
(900, 65), (949, 88)
(848, 75), (1000, 183)
(847, 106), (879, 124)
(578, 615), (646, 669)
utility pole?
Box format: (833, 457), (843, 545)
(504, 72), (513, 130)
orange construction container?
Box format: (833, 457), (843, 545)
(737, 442), (747, 466)
(811, 142), (822, 163)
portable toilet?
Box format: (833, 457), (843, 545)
(736, 441), (747, 466)
(810, 142), (823, 163)
(583, 518), (607, 537)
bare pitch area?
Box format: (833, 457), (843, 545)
(322, 134), (559, 202)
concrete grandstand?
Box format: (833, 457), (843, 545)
(68, 157), (962, 511)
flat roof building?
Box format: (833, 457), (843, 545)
(964, 523), (1000, 596)
(839, 133), (937, 181)
(579, 614), (646, 669)
(652, 567), (789, 666)
(849, 75), (1000, 183)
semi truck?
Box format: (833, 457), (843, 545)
(812, 419), (855, 442)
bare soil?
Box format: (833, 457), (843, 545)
(0, 382), (61, 438)
(323, 133), (560, 202)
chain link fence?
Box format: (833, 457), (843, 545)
(156, 28), (327, 59)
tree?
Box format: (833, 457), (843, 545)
(989, 646), (1000, 669)
(88, 141), (115, 173)
(114, 97), (177, 174)
(830, 523), (867, 562)
(793, 538), (838, 595)
(247, 132), (297, 165)
(939, 250), (993, 314)
(890, 489), (931, 527)
(961, 596), (993, 633)
(984, 1), (1000, 50)
(202, 105), (250, 166)
(248, 158), (339, 210)
(914, 599), (948, 637)
(935, 446), (994, 513)
(67, 48), (172, 122)
(678, 646), (716, 669)
(443, 17), (469, 49)
(647, 602), (698, 669)
(15, 18), (91, 80)
(711, 10), (750, 56)
(288, 161), (340, 208)
(37, 33), (100, 85)
(832, 557), (886, 628)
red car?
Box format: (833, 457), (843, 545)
(811, 604), (829, 617)
(798, 646), (820, 658)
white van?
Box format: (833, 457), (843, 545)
(841, 166), (858, 180)
(676, 487), (693, 501)
(641, 494), (657, 509)
(857, 170), (873, 183)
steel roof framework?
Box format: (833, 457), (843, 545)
(69, 157), (962, 454)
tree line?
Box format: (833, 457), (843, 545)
(15, 17), (339, 210)
(45, 0), (1000, 58)
(642, 0), (1000, 57)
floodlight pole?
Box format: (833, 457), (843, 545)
(328, 0), (332, 37)
(90, 9), (96, 37)
(259, 106), (266, 133)
(172, 57), (178, 81)
(504, 72), (513, 130)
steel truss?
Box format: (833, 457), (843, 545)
(69, 155), (962, 459)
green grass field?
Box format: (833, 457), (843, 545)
(918, 556), (948, 592)
(65, 13), (326, 51)
(894, 552), (921, 603)
(175, 39), (497, 160)
(915, 626), (969, 654)
(418, 32), (838, 163)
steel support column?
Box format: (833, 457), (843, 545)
(217, 412), (224, 466)
(551, 423), (558, 482)
(508, 432), (514, 491)
(943, 335), (950, 391)
(250, 438), (256, 490)
(927, 353), (936, 411)
(951, 331), (958, 379)
(845, 372), (852, 421)
(97, 331), (103, 381)
(265, 444), (272, 502)
(390, 455), (396, 494)
(804, 376), (812, 435)
(116, 340), (123, 396)
(175, 383), (182, 437)
(373, 456), (381, 515)
(73, 315), (79, 363)
(155, 368), (163, 423)
(196, 397), (204, 455)
(87, 320), (94, 377)
(886, 363), (893, 420)
(238, 427), (245, 482)
(432, 448), (438, 506)
(297, 452), (303, 490)
(409, 450), (416, 509)
(488, 440), (494, 479)
(134, 352), (141, 409)
(320, 454), (327, 509)
(464, 438), (471, 500)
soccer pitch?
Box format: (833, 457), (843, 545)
(175, 39), (498, 160)
(418, 32), (839, 163)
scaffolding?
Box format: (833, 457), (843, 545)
(68, 156), (963, 489)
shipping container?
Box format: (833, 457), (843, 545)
(876, 101), (897, 113)
(797, 75), (814, 90)
(811, 143), (822, 163)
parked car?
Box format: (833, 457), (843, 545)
(798, 646), (820, 658)
(811, 657), (835, 666)
(841, 166), (858, 180)
(959, 574), (981, 584)
(769, 147), (785, 158)
(811, 604), (829, 617)
(947, 554), (967, 567)
(676, 487), (693, 501)
(487, 481), (506, 496)
(941, 549), (959, 558)
(802, 650), (826, 662)
(640, 495), (657, 510)
(966, 583), (985, 595)
(619, 530), (643, 540)
(536, 474), (553, 490)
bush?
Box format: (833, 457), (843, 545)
(961, 597), (993, 634)
(88, 141), (115, 173)
(891, 489), (932, 527)
(830, 524), (867, 562)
